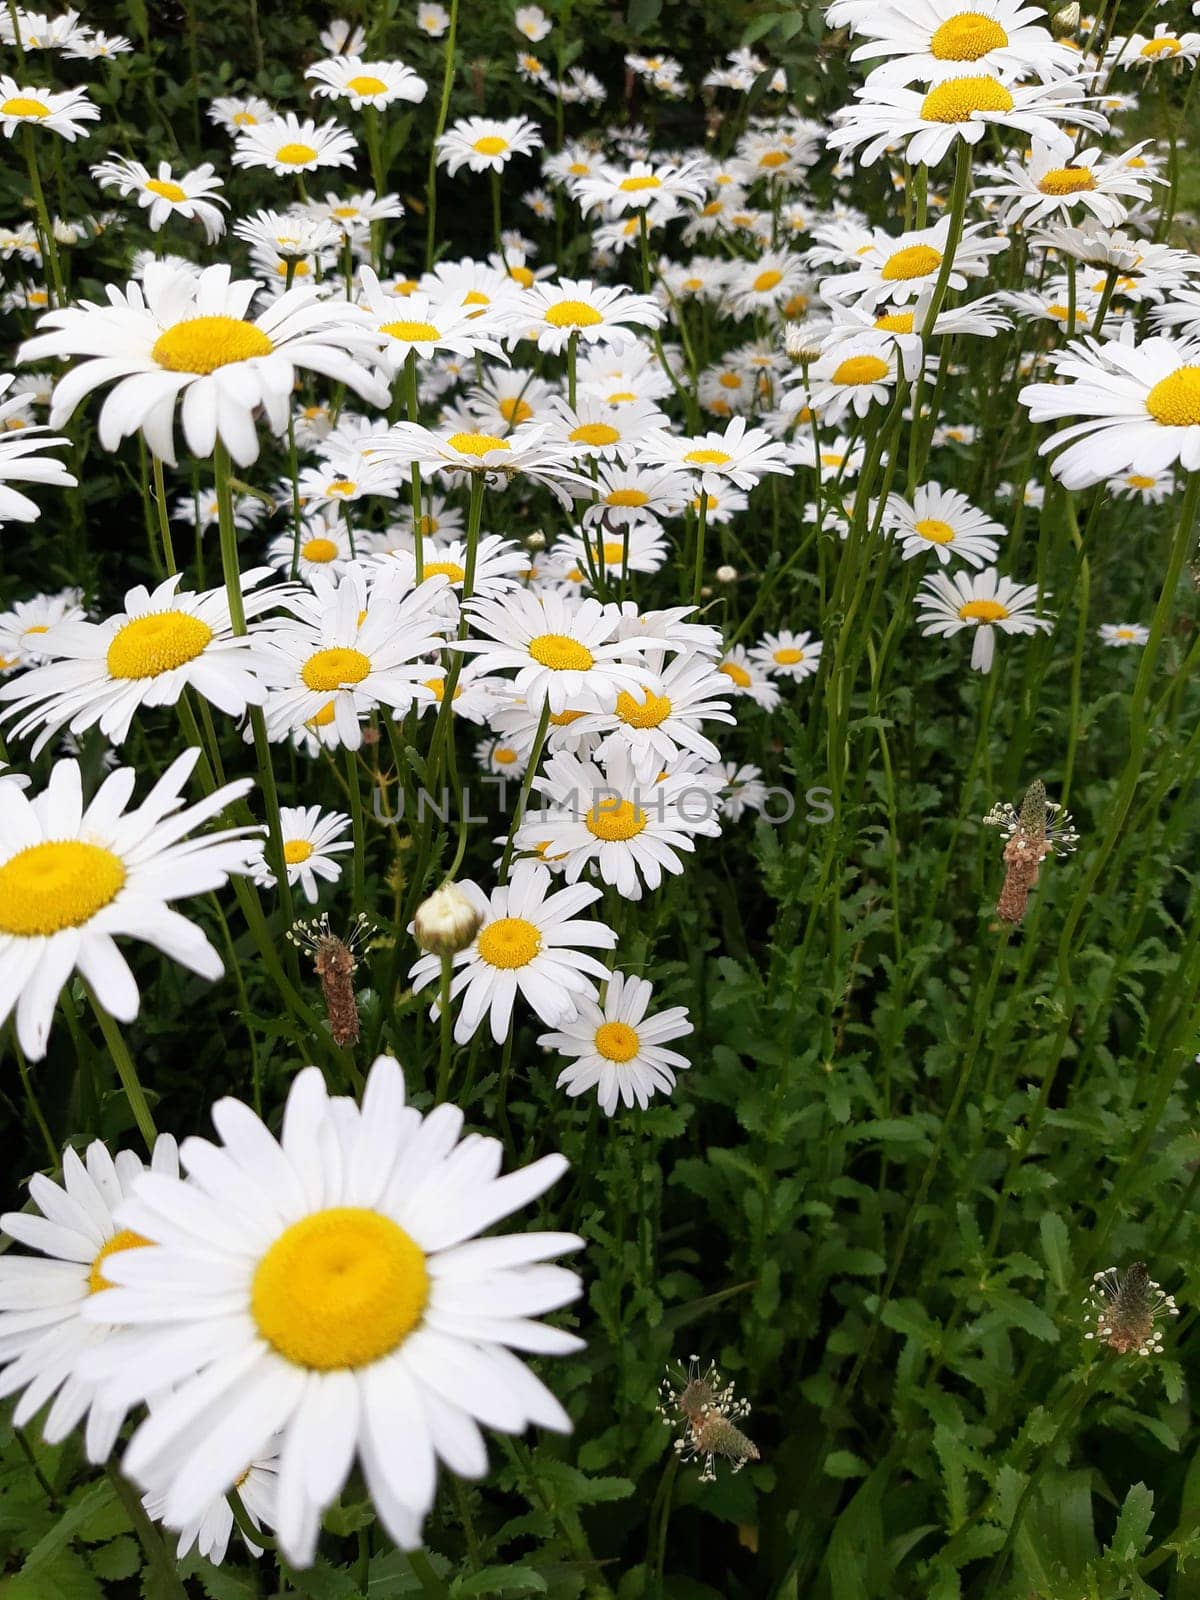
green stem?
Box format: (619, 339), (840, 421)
(425, 0), (460, 270)
(86, 987), (157, 1154)
(436, 954), (454, 1100)
(106, 1463), (189, 1600)
(346, 745), (366, 907)
(13, 1031), (58, 1168)
(498, 700), (551, 882)
(151, 455), (177, 577)
(20, 124), (64, 305)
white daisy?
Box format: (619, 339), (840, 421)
(373, 422), (593, 509)
(359, 269), (508, 367)
(0, 1133), (179, 1462)
(883, 483), (1006, 567)
(233, 114), (358, 176)
(80, 1055), (584, 1565)
(581, 459), (691, 528)
(0, 749), (259, 1058)
(637, 417), (792, 495)
(0, 587), (86, 669)
(717, 760), (768, 821)
(435, 115), (543, 176)
(523, 277), (665, 355)
(1098, 622), (1149, 646)
(974, 139), (1159, 228)
(1105, 467), (1176, 503)
(251, 805), (352, 903)
(0, 76), (98, 140)
(566, 648), (735, 782)
(90, 156), (228, 244)
(541, 971), (692, 1114)
(143, 1438), (278, 1564)
(717, 646), (781, 709)
(749, 628), (823, 679)
(847, 0), (1080, 85)
(411, 861), (616, 1041)
(916, 566), (1053, 671)
(0, 374), (77, 521)
(306, 55), (428, 110)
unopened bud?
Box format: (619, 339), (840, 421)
(715, 564), (738, 583)
(525, 529), (547, 550)
(414, 881), (482, 956)
(1051, 3), (1079, 38)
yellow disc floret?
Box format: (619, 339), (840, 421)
(594, 1020), (640, 1061)
(106, 612), (214, 678)
(89, 1230), (152, 1295)
(447, 431), (509, 455)
(1037, 165), (1097, 195)
(152, 316), (273, 374)
(0, 841), (127, 936)
(477, 915), (541, 967)
(914, 517), (957, 544)
(920, 75), (1015, 122)
(881, 244), (942, 281)
(545, 300), (604, 328)
(958, 598), (1009, 622)
(585, 799), (646, 841)
(1145, 366), (1200, 427)
(616, 688), (672, 728)
(929, 13), (1009, 59)
(301, 647), (372, 691)
(529, 633), (595, 670)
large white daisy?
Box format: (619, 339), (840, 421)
(540, 971), (692, 1114)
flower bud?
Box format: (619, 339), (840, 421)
(715, 564), (738, 584)
(413, 881), (482, 956)
(1051, 3), (1079, 37)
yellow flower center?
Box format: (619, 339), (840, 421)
(1126, 474), (1157, 488)
(423, 677), (462, 702)
(958, 598), (1009, 622)
(759, 149), (789, 169)
(106, 611), (214, 678)
(774, 647), (805, 664)
(0, 841), (127, 937)
(301, 537), (339, 563)
(570, 421), (621, 446)
(284, 839), (313, 864)
(510, 264), (535, 287)
(346, 74), (388, 94)
(252, 1207), (429, 1370)
(447, 431), (509, 455)
(275, 142), (319, 165)
(472, 135), (509, 155)
(545, 299), (603, 328)
(88, 1230), (152, 1295)
(477, 915), (541, 967)
(1145, 366), (1200, 427)
(529, 633), (594, 670)
(606, 487), (649, 507)
(301, 647), (372, 691)
(585, 798), (646, 841)
(914, 517), (957, 544)
(380, 319), (441, 341)
(499, 396), (534, 424)
(233, 111), (258, 125)
(145, 178), (188, 202)
(616, 688), (671, 727)
(719, 372), (743, 389)
(607, 390), (637, 403)
(1046, 303), (1087, 323)
(568, 161), (590, 174)
(832, 354), (889, 385)
(152, 316), (274, 375)
(549, 708), (583, 725)
(333, 205), (362, 219)
(882, 244), (942, 281)
(1141, 36), (1181, 56)
(307, 701), (337, 727)
(683, 448), (732, 466)
(619, 174), (661, 191)
(23, 624), (48, 635)
(327, 480), (356, 496)
(494, 746), (518, 764)
(2, 96), (50, 118)
(875, 310), (916, 332)
(820, 451), (844, 467)
(1037, 165), (1097, 195)
(424, 559), (466, 582)
(719, 661), (752, 688)
(929, 13), (1009, 59)
(595, 1020), (640, 1061)
(920, 75), (1015, 122)
(418, 515), (440, 536)
(752, 269), (783, 292)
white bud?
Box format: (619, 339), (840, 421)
(413, 881), (482, 956)
(715, 564), (738, 583)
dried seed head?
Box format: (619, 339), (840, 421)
(288, 914), (371, 1047)
(659, 1355), (759, 1482)
(1083, 1262), (1179, 1357)
(413, 881), (483, 957)
(984, 781), (1078, 924)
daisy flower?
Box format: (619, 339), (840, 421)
(581, 460), (691, 528)
(455, 590), (663, 714)
(143, 1438), (278, 1564)
(718, 761), (768, 821)
(541, 971), (692, 1114)
(306, 55), (428, 110)
(251, 805), (352, 903)
(256, 571), (451, 750)
(571, 159), (709, 219)
(749, 629), (823, 680)
(799, 336), (900, 425)
(320, 17), (368, 53)
(828, 73), (1107, 167)
(371, 533), (528, 605)
(476, 735), (530, 778)
(1106, 467), (1176, 503)
(790, 432), (866, 482)
(0, 1134), (179, 1462)
(233, 208), (343, 263)
(373, 422), (593, 509)
(233, 114), (357, 176)
(848, 0), (1080, 85)
(1106, 24), (1200, 69)
(516, 4), (552, 38)
(974, 139), (1159, 228)
(0, 587), (86, 669)
(1099, 622), (1149, 646)
(266, 518), (357, 582)
(0, 76), (98, 140)
(820, 217), (1005, 310)
(638, 417), (793, 495)
(208, 96), (274, 133)
(21, 261), (389, 468)
(80, 1055), (584, 1565)
(883, 483), (1006, 567)
(549, 395), (666, 460)
(466, 369), (557, 433)
(306, 188), (406, 236)
(417, 2), (450, 35)
(916, 566), (1052, 671)
(523, 277), (665, 355)
(359, 269), (508, 367)
(717, 646), (781, 709)
(0, 749), (259, 1058)
(412, 860), (615, 1040)
(90, 156), (228, 244)
(725, 252), (811, 321)
(1019, 330), (1200, 487)
(0, 374), (77, 521)
(565, 649), (734, 782)
(0, 572), (278, 756)
(435, 116), (543, 176)
(554, 522), (670, 583)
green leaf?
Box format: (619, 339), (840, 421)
(823, 1451), (869, 1479)
(21, 1484), (118, 1574)
(452, 1566), (548, 1597)
(1039, 1213), (1072, 1292)
(625, 0), (663, 29)
(1107, 1482), (1154, 1565)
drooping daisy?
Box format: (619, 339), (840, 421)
(883, 483), (1006, 568)
(435, 115), (543, 176)
(22, 262), (389, 468)
(1018, 330), (1200, 487)
(541, 971), (692, 1114)
(256, 571), (450, 750)
(0, 75), (98, 140)
(0, 750), (259, 1058)
(522, 278), (665, 355)
(411, 861), (616, 1040)
(0, 1134), (179, 1462)
(90, 156), (228, 244)
(80, 1055), (584, 1565)
(828, 73), (1107, 167)
(1098, 622), (1149, 646)
(749, 629), (823, 680)
(916, 566), (1052, 671)
(638, 417), (793, 495)
(320, 17), (368, 53)
(306, 55), (428, 110)
(455, 590), (663, 714)
(847, 0), (1080, 85)
(251, 805), (352, 903)
(0, 571), (279, 756)
(232, 114), (358, 176)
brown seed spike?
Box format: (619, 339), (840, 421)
(1017, 778), (1048, 841)
(314, 935), (359, 1047)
